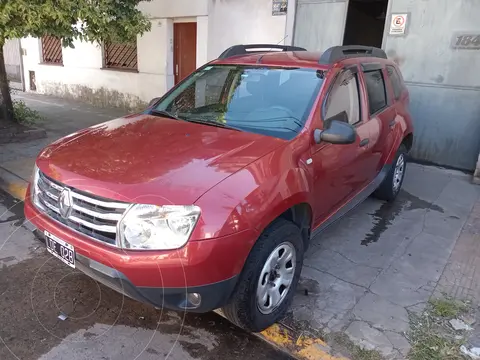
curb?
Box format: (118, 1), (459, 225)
(0, 166), (344, 360)
(0, 127), (47, 145)
(214, 309), (346, 360)
(0, 166), (28, 200)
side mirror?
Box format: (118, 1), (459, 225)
(148, 97), (161, 108)
(314, 120), (356, 145)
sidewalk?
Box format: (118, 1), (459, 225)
(1, 92), (480, 360)
(0, 93), (126, 198)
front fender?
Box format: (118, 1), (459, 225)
(191, 165), (313, 241)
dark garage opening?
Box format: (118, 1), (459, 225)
(343, 0), (389, 48)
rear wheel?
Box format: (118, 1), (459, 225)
(374, 144), (407, 201)
(222, 219), (304, 332)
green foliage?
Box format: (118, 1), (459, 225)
(13, 99), (44, 125)
(429, 298), (467, 318)
(0, 0), (151, 46)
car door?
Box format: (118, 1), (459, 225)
(310, 65), (372, 224)
(359, 64), (396, 178)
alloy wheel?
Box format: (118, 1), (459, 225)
(256, 242), (296, 314)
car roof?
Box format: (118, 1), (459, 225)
(211, 50), (395, 70)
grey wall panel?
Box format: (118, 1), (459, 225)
(407, 83), (480, 170)
(294, 0), (348, 51)
(384, 0), (480, 170)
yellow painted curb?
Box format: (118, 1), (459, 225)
(8, 181), (27, 201)
(0, 167), (29, 201)
(259, 324), (348, 360)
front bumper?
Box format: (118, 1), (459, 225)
(24, 187), (256, 312)
(33, 231), (237, 312)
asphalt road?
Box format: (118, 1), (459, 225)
(0, 190), (293, 360)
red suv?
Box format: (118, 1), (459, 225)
(25, 44), (413, 332)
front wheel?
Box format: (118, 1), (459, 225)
(222, 219), (304, 332)
(373, 144), (407, 201)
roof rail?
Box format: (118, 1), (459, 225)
(218, 44), (307, 59)
(319, 45), (387, 65)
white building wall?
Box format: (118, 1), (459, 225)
(138, 0), (208, 18)
(20, 0), (287, 110)
(21, 22), (171, 109)
(207, 0), (288, 60)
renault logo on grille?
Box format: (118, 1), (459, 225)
(58, 188), (73, 219)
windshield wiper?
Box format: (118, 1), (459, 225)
(150, 109), (181, 121)
(184, 118), (241, 131)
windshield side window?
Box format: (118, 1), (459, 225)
(324, 70), (361, 126)
(363, 70), (387, 115)
(155, 65), (324, 140)
(166, 67), (231, 113)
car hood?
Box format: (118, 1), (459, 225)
(37, 114), (284, 205)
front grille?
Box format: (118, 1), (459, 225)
(35, 171), (129, 245)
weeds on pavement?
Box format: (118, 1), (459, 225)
(407, 297), (470, 360)
(429, 298), (467, 318)
(13, 99), (44, 125)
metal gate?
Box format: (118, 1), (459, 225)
(2, 39), (24, 91)
(293, 0), (349, 51)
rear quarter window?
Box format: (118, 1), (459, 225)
(386, 65), (404, 100)
(363, 70), (387, 115)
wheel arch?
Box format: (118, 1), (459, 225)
(402, 132), (414, 152)
(262, 202), (313, 251)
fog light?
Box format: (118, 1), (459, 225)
(187, 293), (202, 307)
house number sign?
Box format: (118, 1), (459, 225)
(451, 33), (480, 50)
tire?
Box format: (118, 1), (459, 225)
(373, 144), (407, 202)
(222, 219), (304, 332)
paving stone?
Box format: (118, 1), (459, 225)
(434, 199), (480, 302)
(384, 331), (411, 356)
(353, 293), (409, 333)
(345, 321), (396, 357)
(304, 248), (381, 288)
(0, 222), (39, 267)
(369, 268), (434, 308)
(402, 164), (452, 203)
(293, 266), (367, 333)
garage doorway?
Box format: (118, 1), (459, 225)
(343, 0), (389, 47)
(174, 22), (197, 84)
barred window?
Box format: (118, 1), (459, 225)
(104, 42), (138, 70)
(41, 36), (63, 65)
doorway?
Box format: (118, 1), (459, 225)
(343, 0), (389, 47)
(174, 22), (197, 84)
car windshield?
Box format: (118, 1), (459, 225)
(154, 65), (324, 140)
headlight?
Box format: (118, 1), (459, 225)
(31, 164), (43, 209)
(119, 204), (201, 250)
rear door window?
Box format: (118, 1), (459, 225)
(386, 66), (403, 100)
(363, 70), (387, 115)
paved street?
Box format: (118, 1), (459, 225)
(0, 191), (294, 360)
(1, 93), (480, 359)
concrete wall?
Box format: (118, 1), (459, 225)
(207, 0), (287, 59)
(384, 0), (480, 170)
(292, 0), (348, 51)
(20, 0), (209, 110)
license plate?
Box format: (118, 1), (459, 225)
(45, 231), (75, 268)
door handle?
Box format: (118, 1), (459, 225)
(389, 119), (396, 128)
(359, 138), (369, 147)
